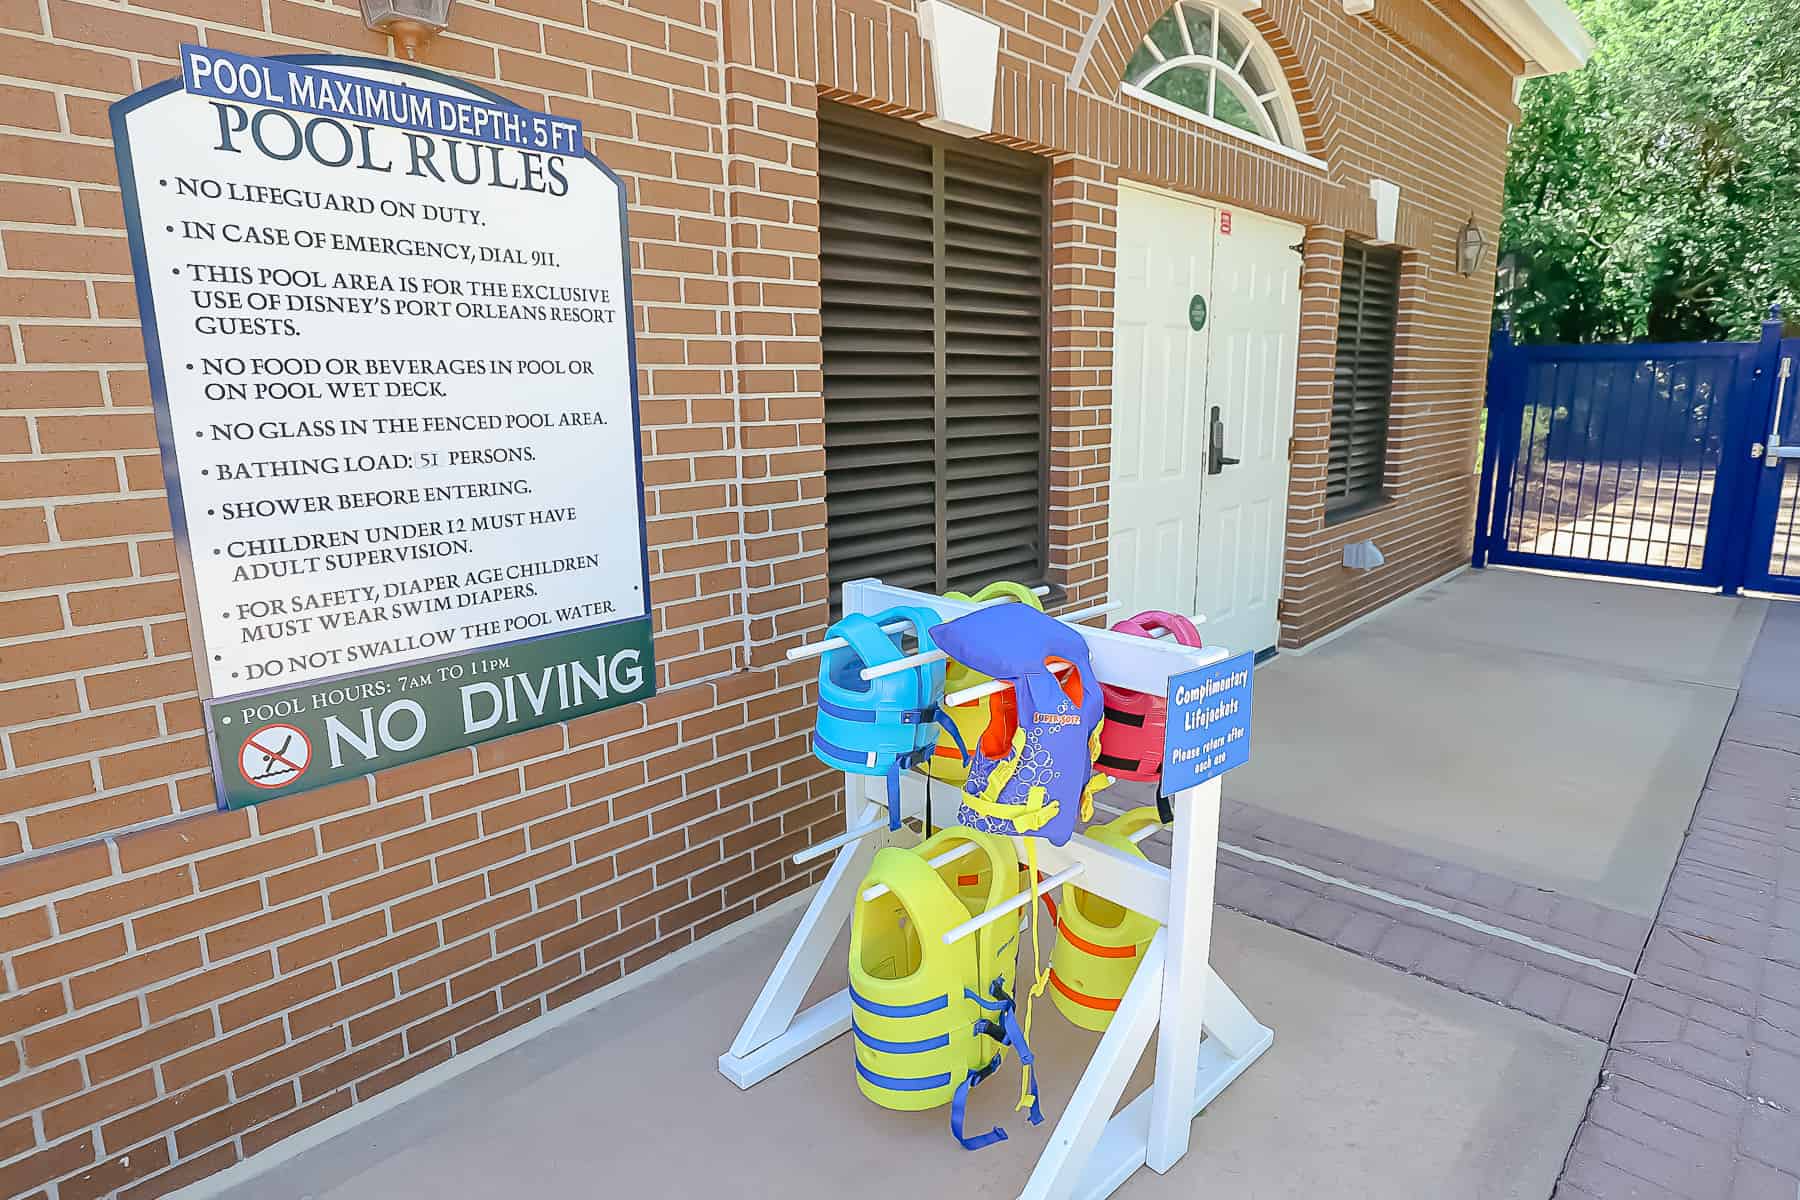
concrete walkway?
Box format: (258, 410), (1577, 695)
(212, 909), (1602, 1200)
(1232, 569), (1765, 917)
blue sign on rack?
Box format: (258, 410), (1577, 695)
(1161, 651), (1254, 791)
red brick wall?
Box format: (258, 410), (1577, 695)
(0, 0), (1526, 1193)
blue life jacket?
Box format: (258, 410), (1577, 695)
(931, 605), (1110, 848)
(932, 603), (1112, 1123)
(813, 606), (967, 830)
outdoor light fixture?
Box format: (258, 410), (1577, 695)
(359, 0), (453, 60)
(1456, 216), (1489, 276)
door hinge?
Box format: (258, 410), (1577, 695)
(1287, 435), (1298, 462)
(1277, 598), (1292, 622)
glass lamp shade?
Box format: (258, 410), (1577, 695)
(1456, 218), (1488, 276)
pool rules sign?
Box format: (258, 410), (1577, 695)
(113, 48), (655, 810)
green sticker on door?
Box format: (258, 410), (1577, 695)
(1189, 294), (1208, 331)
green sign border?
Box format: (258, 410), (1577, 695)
(208, 619), (655, 810)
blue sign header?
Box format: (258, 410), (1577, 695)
(179, 45), (583, 155)
(1160, 651), (1253, 791)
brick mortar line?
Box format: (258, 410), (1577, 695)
(3, 848), (750, 1082)
(0, 712), (821, 896)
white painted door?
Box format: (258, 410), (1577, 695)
(1109, 184), (1214, 621)
(1108, 188), (1301, 655)
(1195, 206), (1302, 654)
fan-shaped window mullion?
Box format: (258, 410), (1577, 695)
(1121, 0), (1307, 157)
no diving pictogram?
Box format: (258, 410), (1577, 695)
(239, 723), (312, 789)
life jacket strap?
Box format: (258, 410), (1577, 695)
(963, 783), (1058, 834)
(850, 1019), (952, 1054)
(950, 1053), (1007, 1150)
(1055, 918), (1139, 960)
(1079, 770), (1112, 826)
(1049, 969), (1123, 1014)
(876, 716), (965, 831)
(949, 975), (1045, 1151)
(855, 1057), (954, 1093)
(812, 732), (876, 769)
(990, 980), (1044, 1129)
(931, 705), (969, 763)
(883, 760), (905, 831)
(819, 696), (939, 727)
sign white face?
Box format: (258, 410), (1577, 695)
(119, 49), (647, 700)
(114, 48), (655, 809)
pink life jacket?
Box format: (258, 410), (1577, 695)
(1096, 611), (1203, 784)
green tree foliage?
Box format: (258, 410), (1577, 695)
(1501, 0), (1800, 343)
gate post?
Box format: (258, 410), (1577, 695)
(1471, 320), (1514, 569)
(1717, 306), (1785, 596)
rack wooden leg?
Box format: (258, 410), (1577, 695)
(718, 798), (886, 1087)
(1018, 931), (1166, 1200)
(1145, 776), (1221, 1171)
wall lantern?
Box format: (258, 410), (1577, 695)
(359, 0), (453, 59)
(1456, 216), (1489, 276)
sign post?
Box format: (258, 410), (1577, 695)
(111, 47), (655, 809)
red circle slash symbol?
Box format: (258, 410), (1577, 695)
(239, 723), (312, 789)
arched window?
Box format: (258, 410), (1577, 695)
(1123, 1), (1309, 159)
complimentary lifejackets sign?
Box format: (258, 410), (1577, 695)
(1161, 651), (1253, 791)
(112, 47), (654, 810)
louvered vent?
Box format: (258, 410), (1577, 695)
(819, 108), (1048, 601)
(1327, 240), (1400, 513)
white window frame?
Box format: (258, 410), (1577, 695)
(1121, 0), (1321, 169)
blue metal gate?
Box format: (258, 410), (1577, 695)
(1473, 310), (1800, 596)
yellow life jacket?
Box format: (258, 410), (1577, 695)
(1047, 807), (1165, 1031)
(849, 827), (1041, 1149)
(916, 581), (1044, 787)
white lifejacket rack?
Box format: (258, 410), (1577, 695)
(717, 577), (1273, 1200)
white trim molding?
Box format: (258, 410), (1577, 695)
(1467, 0), (1592, 76)
(1340, 0), (1590, 76)
(915, 0), (1002, 136)
(1368, 178), (1399, 243)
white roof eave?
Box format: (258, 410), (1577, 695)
(1461, 0), (1593, 76)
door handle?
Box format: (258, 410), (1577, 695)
(1207, 405), (1239, 475)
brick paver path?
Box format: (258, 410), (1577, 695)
(1555, 605), (1800, 1199)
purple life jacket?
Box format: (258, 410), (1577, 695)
(931, 605), (1110, 847)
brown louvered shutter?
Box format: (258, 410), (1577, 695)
(1326, 240), (1400, 514)
(820, 108), (1048, 601)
